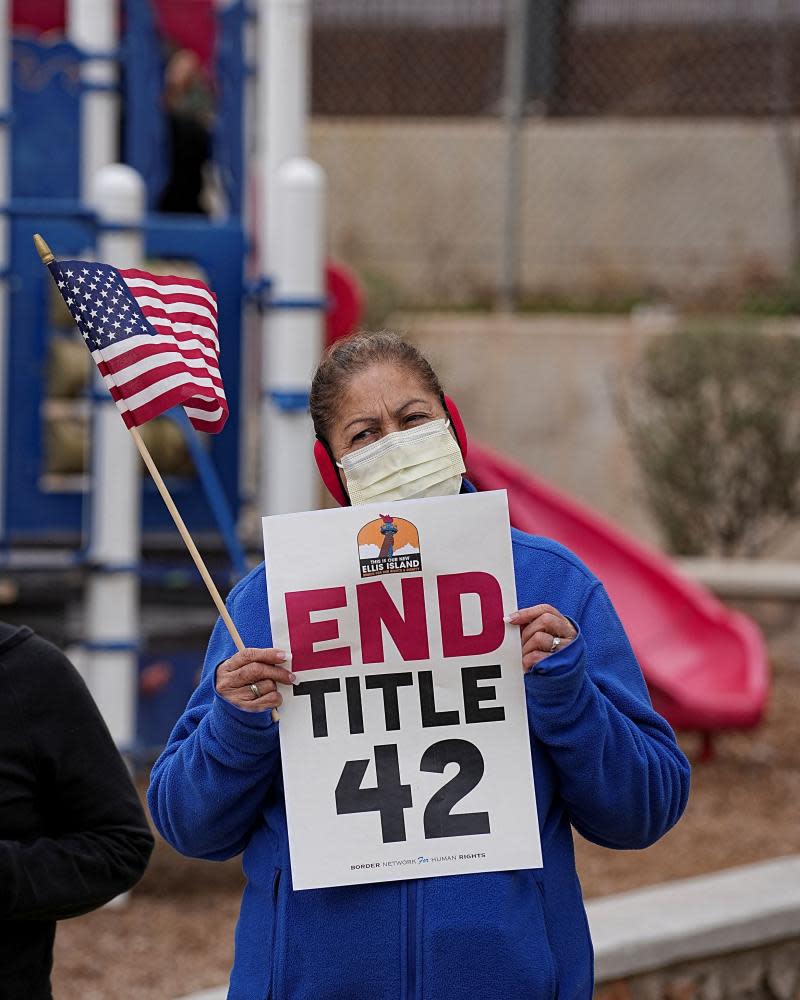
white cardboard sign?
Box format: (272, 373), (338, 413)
(262, 490), (541, 890)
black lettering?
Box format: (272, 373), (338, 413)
(420, 739), (490, 838)
(293, 677), (341, 737)
(345, 675), (364, 735)
(462, 664), (505, 724)
(418, 670), (460, 728)
(335, 744), (413, 843)
(364, 672), (413, 731)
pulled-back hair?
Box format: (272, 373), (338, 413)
(310, 331), (444, 441)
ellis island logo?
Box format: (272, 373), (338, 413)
(357, 514), (422, 578)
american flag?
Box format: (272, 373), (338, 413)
(47, 259), (228, 433)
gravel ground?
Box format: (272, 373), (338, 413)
(51, 656), (800, 1000)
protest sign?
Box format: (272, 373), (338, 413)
(263, 490), (541, 890)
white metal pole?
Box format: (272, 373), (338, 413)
(68, 0), (119, 201)
(0, 0), (10, 542)
(86, 165), (145, 747)
(262, 158), (326, 514)
(259, 0), (310, 263)
(256, 0), (325, 515)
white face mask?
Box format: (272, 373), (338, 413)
(337, 418), (466, 506)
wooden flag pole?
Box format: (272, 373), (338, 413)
(128, 426), (245, 653)
(34, 233), (280, 721)
(133, 433), (285, 722)
(133, 425), (283, 722)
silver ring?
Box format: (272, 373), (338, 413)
(249, 682), (260, 699)
(549, 635), (562, 653)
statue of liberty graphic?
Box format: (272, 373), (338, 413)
(379, 514), (399, 558)
(357, 514), (421, 577)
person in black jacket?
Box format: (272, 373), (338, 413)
(0, 622), (154, 999)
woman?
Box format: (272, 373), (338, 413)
(1, 622), (154, 999)
(149, 332), (690, 1000)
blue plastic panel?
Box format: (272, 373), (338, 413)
(12, 38), (81, 200)
(144, 216), (245, 533)
(6, 216), (93, 542)
(122, 0), (168, 210)
(215, 0), (247, 217)
(6, 33), (246, 546)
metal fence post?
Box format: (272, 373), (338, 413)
(498, 0), (532, 312)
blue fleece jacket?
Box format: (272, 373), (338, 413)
(148, 529), (690, 1000)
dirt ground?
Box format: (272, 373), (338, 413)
(52, 654), (800, 1000)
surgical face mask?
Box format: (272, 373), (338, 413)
(337, 418), (466, 506)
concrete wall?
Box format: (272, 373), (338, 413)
(395, 311), (668, 546)
(596, 939), (800, 1000)
(589, 857), (800, 1000)
(310, 118), (794, 305)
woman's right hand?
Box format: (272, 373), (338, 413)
(215, 648), (296, 713)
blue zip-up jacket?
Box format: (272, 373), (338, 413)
(148, 529), (690, 1000)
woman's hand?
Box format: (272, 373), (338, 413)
(506, 604), (577, 673)
(215, 648), (296, 713)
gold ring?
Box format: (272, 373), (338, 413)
(249, 682), (260, 698)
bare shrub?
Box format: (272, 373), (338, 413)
(620, 327), (800, 556)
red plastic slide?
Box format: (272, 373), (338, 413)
(467, 443), (769, 737)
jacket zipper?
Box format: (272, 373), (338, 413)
(268, 869), (282, 1000)
(406, 880), (417, 1000)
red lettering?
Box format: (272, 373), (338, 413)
(356, 578), (429, 664)
(285, 587), (352, 671)
(438, 572), (504, 658)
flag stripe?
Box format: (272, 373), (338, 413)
(98, 351), (224, 389)
(125, 288), (219, 321)
(133, 294), (218, 326)
(105, 370), (223, 413)
(181, 394), (225, 412)
(101, 362), (224, 401)
(94, 332), (219, 365)
(138, 310), (218, 339)
(97, 357), (224, 398)
(143, 313), (219, 348)
(121, 276), (218, 309)
(184, 405), (226, 424)
(120, 268), (218, 300)
(114, 382), (226, 431)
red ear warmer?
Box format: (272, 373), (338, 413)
(314, 393), (470, 507)
(443, 394), (468, 461)
(314, 438), (349, 507)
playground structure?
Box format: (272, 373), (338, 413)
(5, 0), (330, 747)
(2, 1), (769, 755)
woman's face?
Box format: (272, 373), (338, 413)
(328, 362), (446, 462)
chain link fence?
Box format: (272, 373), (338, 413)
(308, 0), (800, 314)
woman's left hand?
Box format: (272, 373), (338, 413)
(506, 604), (578, 673)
